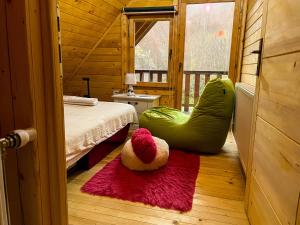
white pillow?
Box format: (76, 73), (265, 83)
(63, 95), (98, 106)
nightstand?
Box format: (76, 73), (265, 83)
(112, 93), (160, 116)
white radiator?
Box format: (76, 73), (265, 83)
(233, 83), (255, 173)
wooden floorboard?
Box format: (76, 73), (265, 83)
(67, 132), (249, 225)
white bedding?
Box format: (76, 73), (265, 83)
(64, 101), (138, 168)
(64, 95), (98, 106)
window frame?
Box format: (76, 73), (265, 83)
(127, 14), (175, 88)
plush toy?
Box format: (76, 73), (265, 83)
(121, 128), (169, 171)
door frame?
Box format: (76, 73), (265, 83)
(175, 0), (244, 109)
(0, 0), (68, 224)
(244, 0), (269, 212)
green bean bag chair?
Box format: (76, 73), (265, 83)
(139, 78), (235, 153)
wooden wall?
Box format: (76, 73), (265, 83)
(61, 0), (177, 104)
(62, 0), (177, 103)
(246, 0), (300, 224)
(63, 18), (123, 100)
(59, 0), (131, 78)
(240, 0), (264, 86)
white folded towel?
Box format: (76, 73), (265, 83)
(63, 95), (98, 106)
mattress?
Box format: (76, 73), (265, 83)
(64, 101), (138, 168)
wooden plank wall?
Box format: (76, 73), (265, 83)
(59, 0), (130, 78)
(62, 0), (176, 103)
(240, 0), (264, 86)
(247, 0), (300, 224)
(63, 18), (123, 100)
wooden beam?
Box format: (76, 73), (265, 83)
(121, 14), (129, 91)
(229, 0), (243, 83)
(175, 1), (186, 109)
(135, 21), (156, 45)
(236, 0), (248, 82)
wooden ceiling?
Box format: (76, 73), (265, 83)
(59, 0), (131, 77)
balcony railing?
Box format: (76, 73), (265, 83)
(182, 71), (228, 112)
(135, 70), (167, 83)
(134, 70), (228, 112)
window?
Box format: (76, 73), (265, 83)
(128, 16), (174, 86)
(182, 3), (235, 112)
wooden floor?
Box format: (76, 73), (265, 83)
(67, 132), (249, 225)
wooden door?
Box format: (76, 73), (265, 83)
(246, 0), (300, 224)
(0, 0), (68, 225)
(175, 0), (243, 110)
(0, 1), (23, 224)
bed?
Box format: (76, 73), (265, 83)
(64, 101), (138, 169)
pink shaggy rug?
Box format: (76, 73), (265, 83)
(81, 150), (200, 212)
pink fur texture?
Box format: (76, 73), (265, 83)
(131, 128), (157, 164)
(131, 128), (151, 142)
(81, 150), (200, 212)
